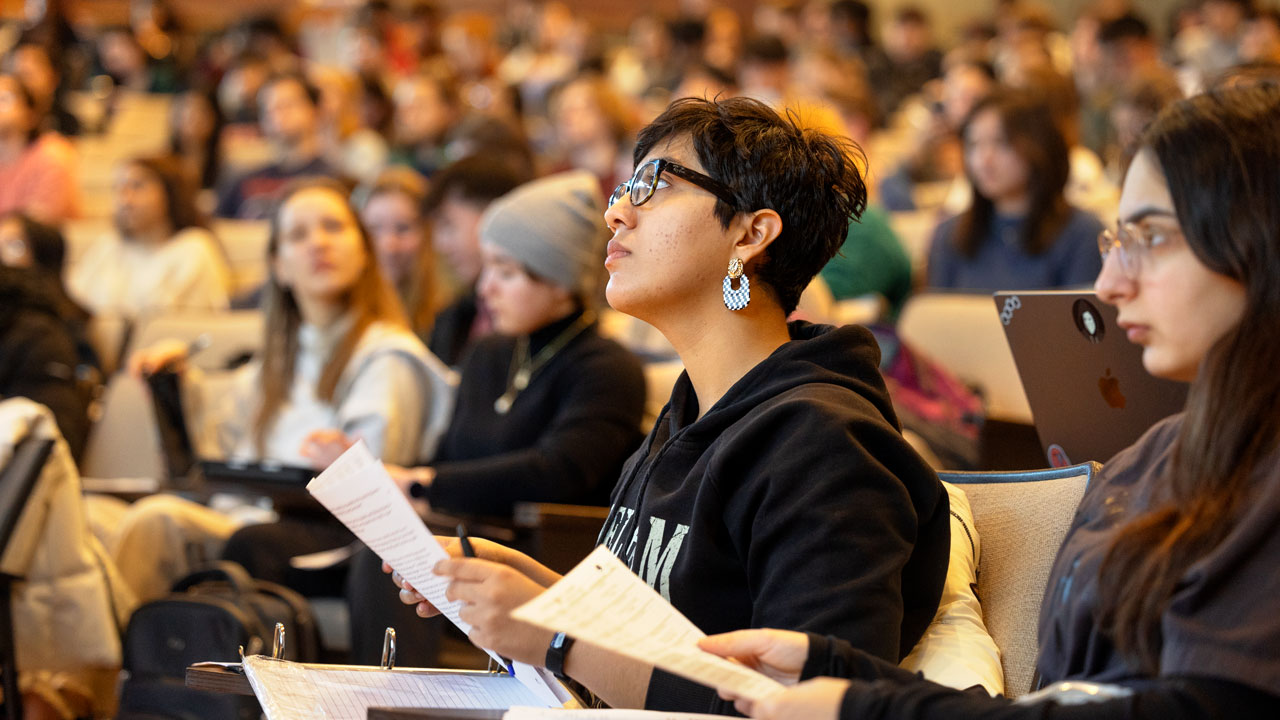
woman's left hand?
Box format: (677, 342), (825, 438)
(435, 556), (555, 665)
(729, 677), (851, 720)
(698, 629), (809, 684)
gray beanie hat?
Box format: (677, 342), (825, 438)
(478, 170), (607, 297)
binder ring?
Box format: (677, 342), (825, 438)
(381, 627), (397, 669)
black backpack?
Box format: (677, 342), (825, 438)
(116, 561), (321, 720)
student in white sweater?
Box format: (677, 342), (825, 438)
(101, 179), (454, 601)
(67, 155), (231, 319)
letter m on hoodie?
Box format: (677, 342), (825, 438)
(638, 517), (689, 602)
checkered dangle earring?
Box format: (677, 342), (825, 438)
(722, 257), (750, 311)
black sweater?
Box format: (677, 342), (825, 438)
(597, 321), (950, 713)
(0, 273), (89, 458)
(424, 313), (646, 517)
(803, 634), (1280, 719)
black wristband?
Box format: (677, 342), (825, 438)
(545, 631), (575, 678)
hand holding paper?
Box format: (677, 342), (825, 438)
(510, 545), (785, 704)
(306, 441), (468, 632)
(306, 442), (573, 708)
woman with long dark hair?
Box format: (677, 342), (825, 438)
(926, 89), (1104, 292)
(701, 83), (1280, 719)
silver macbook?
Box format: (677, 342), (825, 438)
(994, 290), (1188, 467)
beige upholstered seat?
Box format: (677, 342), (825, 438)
(938, 462), (1099, 698)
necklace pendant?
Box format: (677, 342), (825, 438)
(512, 368), (531, 391)
(494, 392), (514, 415)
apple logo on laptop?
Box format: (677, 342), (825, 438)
(1099, 368), (1126, 409)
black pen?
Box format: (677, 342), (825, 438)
(456, 523), (476, 558)
(455, 524), (515, 676)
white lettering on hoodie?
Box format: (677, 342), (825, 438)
(602, 506), (690, 602)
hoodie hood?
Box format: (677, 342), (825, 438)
(660, 321), (900, 443)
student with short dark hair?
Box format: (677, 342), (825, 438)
(391, 97), (949, 714)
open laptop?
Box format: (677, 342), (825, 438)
(145, 370), (316, 506)
(994, 290), (1189, 467)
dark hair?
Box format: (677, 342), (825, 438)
(0, 213), (89, 326)
(1097, 13), (1152, 45)
(11, 38), (78, 134)
(3, 211), (66, 275)
(1097, 84), (1280, 673)
(424, 153), (531, 213)
(830, 0), (873, 47)
(405, 70), (459, 112)
(667, 17), (707, 48)
(0, 264), (60, 330)
(259, 72), (322, 112)
(831, 0), (871, 25)
(953, 89), (1071, 258)
(445, 114), (535, 178)
(0, 74), (41, 142)
(357, 71), (394, 137)
(895, 6), (929, 26)
(632, 96), (867, 313)
(680, 62), (737, 90)
(743, 35), (789, 65)
(126, 155), (207, 233)
(169, 86), (225, 189)
(1116, 71), (1184, 115)
(1204, 0), (1256, 12)
(1017, 66), (1081, 143)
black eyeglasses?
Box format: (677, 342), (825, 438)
(609, 158), (739, 210)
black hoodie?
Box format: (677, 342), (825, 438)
(597, 321), (950, 713)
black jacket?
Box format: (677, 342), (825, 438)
(428, 293), (482, 368)
(0, 272), (90, 458)
(425, 313), (646, 517)
(597, 321), (950, 713)
(802, 633), (1280, 719)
